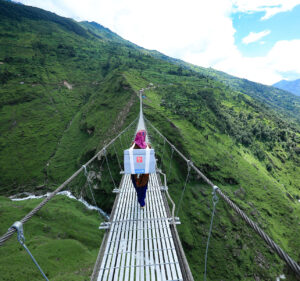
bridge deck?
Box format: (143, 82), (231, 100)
(93, 173), (183, 281)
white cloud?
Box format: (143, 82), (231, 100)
(212, 40), (300, 84)
(233, 0), (300, 20)
(14, 0), (300, 85)
(242, 30), (271, 44)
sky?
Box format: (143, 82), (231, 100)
(14, 0), (300, 85)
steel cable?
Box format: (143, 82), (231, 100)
(216, 188), (300, 276)
(104, 150), (117, 189)
(82, 165), (109, 221)
(119, 134), (124, 151)
(160, 138), (166, 170)
(176, 161), (192, 217)
(204, 187), (219, 281)
(145, 117), (300, 277)
(0, 116), (138, 246)
(168, 146), (175, 178)
(113, 142), (122, 172)
(10, 222), (49, 281)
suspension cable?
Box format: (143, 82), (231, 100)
(176, 160), (192, 217)
(160, 138), (166, 170)
(104, 149), (117, 189)
(0, 116), (138, 246)
(204, 186), (219, 281)
(112, 142), (122, 172)
(82, 165), (109, 221)
(125, 130), (132, 147)
(144, 117), (300, 277)
(168, 145), (175, 178)
(10, 221), (49, 281)
(119, 134), (125, 151)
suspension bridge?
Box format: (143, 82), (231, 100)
(0, 90), (300, 281)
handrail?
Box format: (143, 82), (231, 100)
(145, 117), (300, 277)
(0, 116), (138, 246)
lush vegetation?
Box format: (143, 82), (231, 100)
(0, 195), (102, 280)
(0, 1), (300, 280)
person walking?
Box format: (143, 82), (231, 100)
(130, 130), (151, 208)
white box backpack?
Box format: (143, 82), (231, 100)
(124, 144), (156, 174)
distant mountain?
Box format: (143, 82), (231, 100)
(0, 1), (300, 280)
(273, 79), (300, 96)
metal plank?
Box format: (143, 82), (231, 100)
(136, 189), (141, 281)
(153, 174), (183, 280)
(103, 248), (176, 257)
(152, 174), (179, 280)
(100, 175), (130, 281)
(124, 181), (137, 281)
(156, 175), (178, 280)
(148, 176), (165, 280)
(150, 175), (173, 280)
(96, 172), (184, 281)
(105, 175), (131, 281)
(140, 203), (145, 281)
(143, 197), (150, 281)
(99, 261), (180, 270)
(146, 180), (160, 281)
(107, 235), (173, 244)
(129, 185), (138, 281)
(97, 175), (129, 281)
(116, 174), (134, 280)
(107, 225), (171, 233)
(112, 175), (134, 280)
(145, 191), (156, 280)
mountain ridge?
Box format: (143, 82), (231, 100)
(273, 79), (300, 97)
(0, 1), (299, 280)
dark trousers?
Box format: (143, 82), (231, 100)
(131, 175), (148, 207)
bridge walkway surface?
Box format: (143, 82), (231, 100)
(91, 170), (194, 281)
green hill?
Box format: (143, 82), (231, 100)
(0, 1), (300, 280)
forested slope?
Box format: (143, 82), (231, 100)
(0, 1), (299, 280)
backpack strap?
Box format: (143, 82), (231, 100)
(129, 143), (135, 174)
(145, 145), (150, 174)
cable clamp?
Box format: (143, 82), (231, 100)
(160, 186), (168, 191)
(99, 222), (111, 230)
(168, 217), (181, 225)
(82, 164), (87, 172)
(113, 189), (120, 193)
(212, 185), (219, 204)
(10, 221), (25, 244)
(10, 222), (50, 281)
(82, 164), (89, 178)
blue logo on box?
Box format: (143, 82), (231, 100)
(135, 169), (145, 174)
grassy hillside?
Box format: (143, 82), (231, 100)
(178, 61), (300, 125)
(0, 195), (102, 281)
(125, 70), (300, 280)
(0, 1), (300, 280)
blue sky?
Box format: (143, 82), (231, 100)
(233, 5), (300, 57)
(14, 0), (300, 85)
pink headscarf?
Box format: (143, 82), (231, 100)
(134, 130), (147, 149)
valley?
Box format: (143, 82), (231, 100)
(0, 1), (300, 280)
